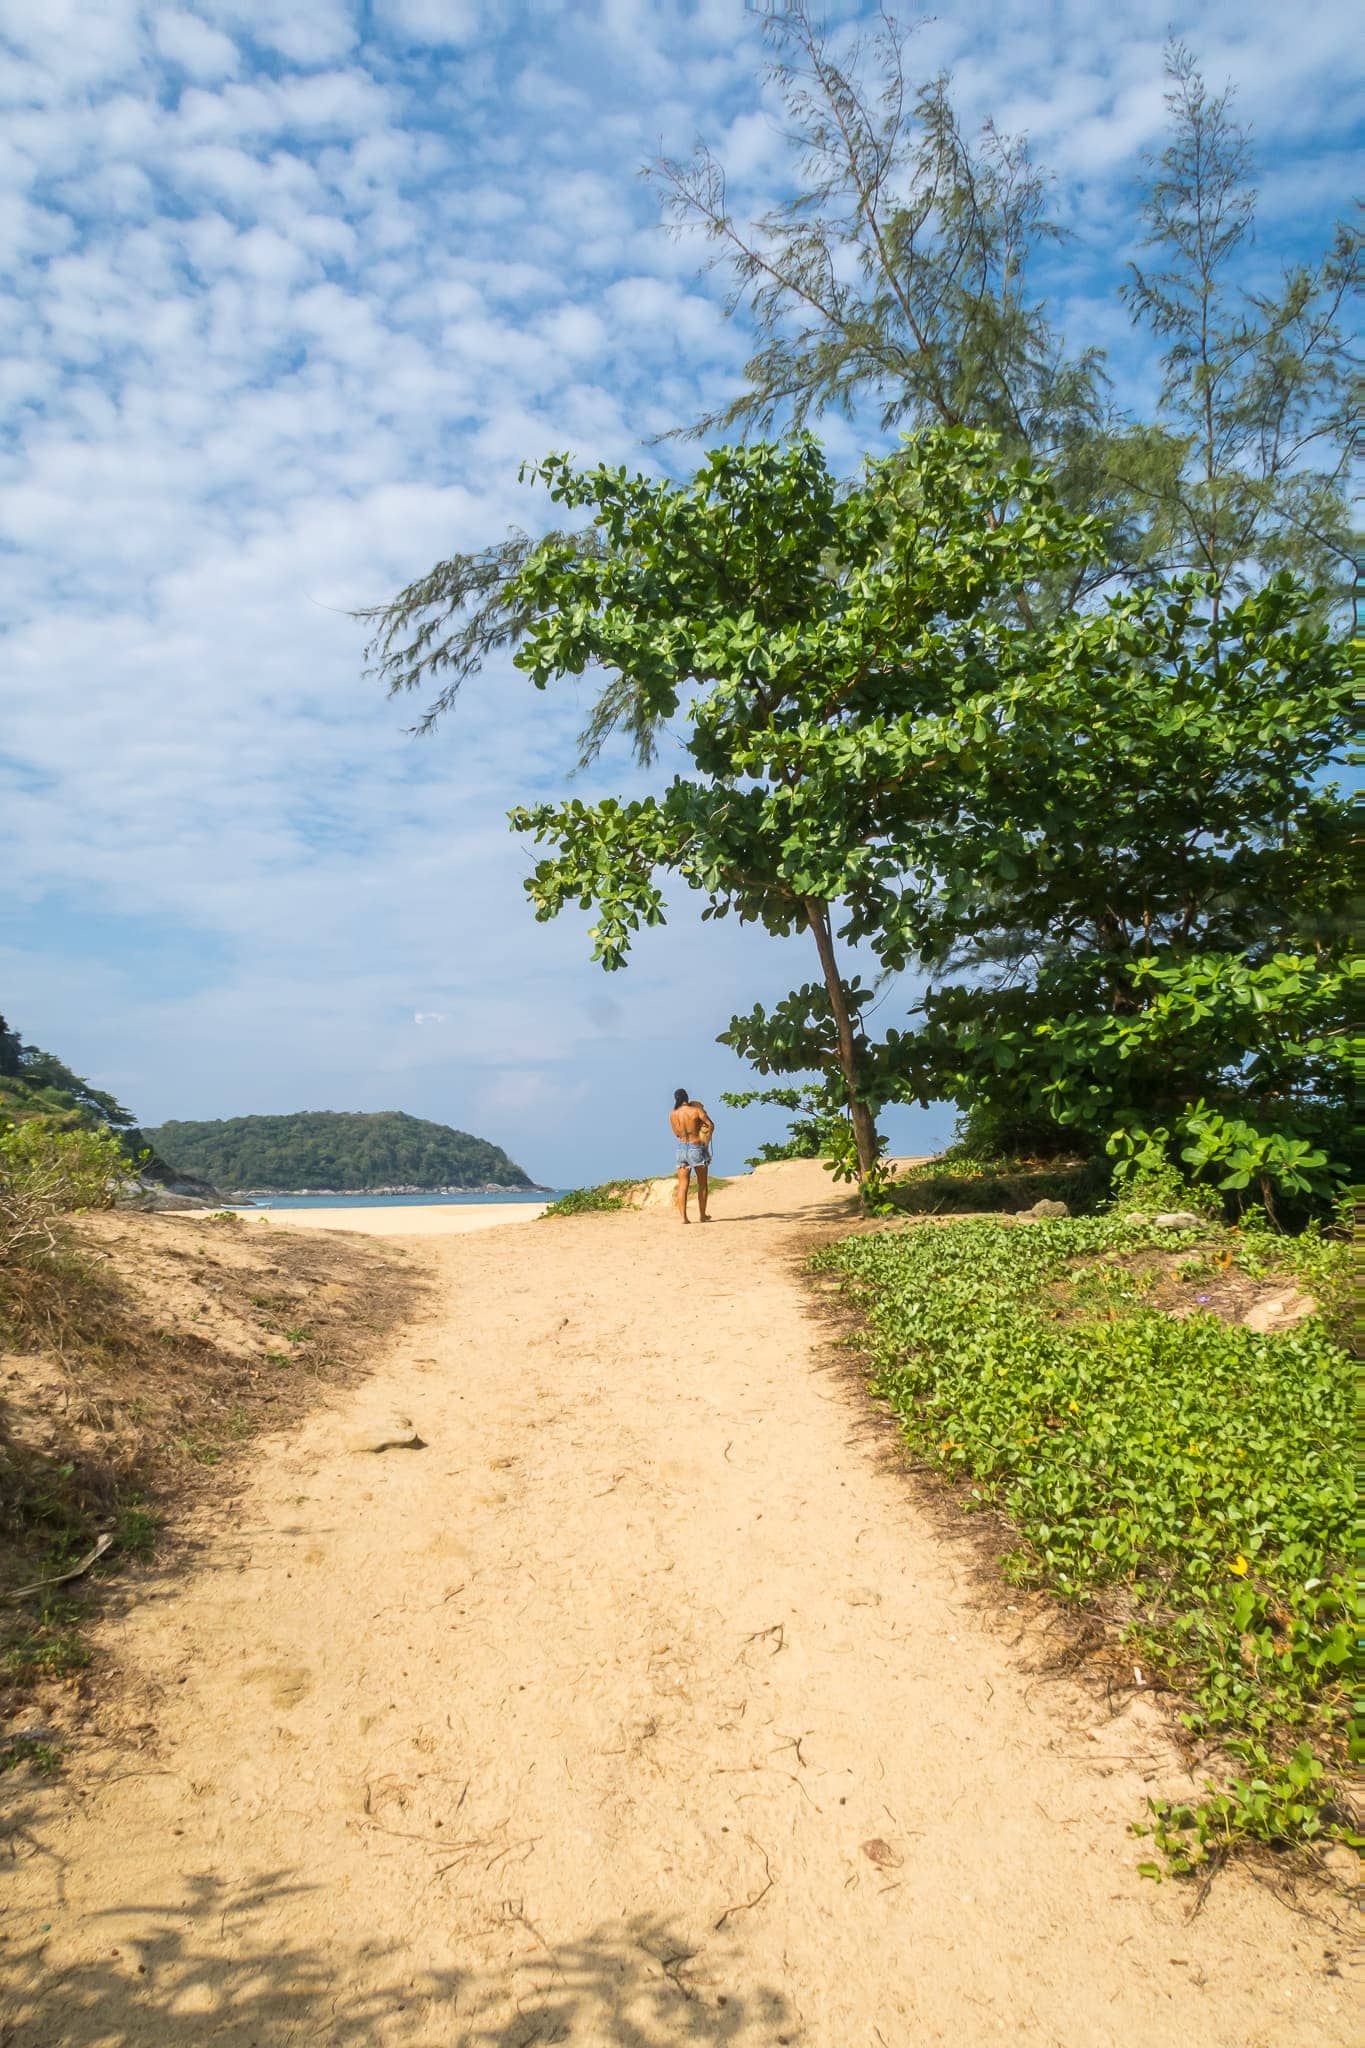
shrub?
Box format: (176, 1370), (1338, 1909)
(0, 1121), (126, 1265)
(887, 1150), (1107, 1216)
(541, 1180), (643, 1218)
(948, 1098), (1086, 1163)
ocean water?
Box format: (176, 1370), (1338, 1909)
(235, 1190), (566, 1211)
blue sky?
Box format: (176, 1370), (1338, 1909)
(0, 0), (1355, 1187)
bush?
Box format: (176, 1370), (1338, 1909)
(541, 1180), (643, 1218)
(949, 1098), (1089, 1163)
(0, 1121), (126, 1265)
(918, 952), (1349, 1223)
(887, 1149), (1108, 1216)
(814, 1211), (1354, 1872)
(1108, 1105), (1340, 1226)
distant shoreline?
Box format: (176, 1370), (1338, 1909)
(226, 1183), (549, 1199)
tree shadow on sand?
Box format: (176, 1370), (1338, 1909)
(0, 1827), (800, 2047)
(453, 1915), (800, 2046)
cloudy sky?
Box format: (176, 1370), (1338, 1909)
(1, 0), (1354, 1187)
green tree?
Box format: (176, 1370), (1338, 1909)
(0, 1020), (136, 1135)
(500, 430), (1114, 1180)
(0, 1017), (22, 1080)
(1118, 43), (1356, 609)
(13, 1044), (135, 1129)
(145, 1110), (533, 1192)
(480, 429), (1347, 1199)
(895, 571), (1351, 1208)
(718, 1081), (849, 1167)
(650, 6), (1101, 459)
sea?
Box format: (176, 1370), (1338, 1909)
(234, 1190), (567, 1211)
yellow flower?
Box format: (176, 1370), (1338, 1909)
(1228, 1554), (1250, 1577)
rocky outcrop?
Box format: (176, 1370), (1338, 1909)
(120, 1183), (225, 1211)
(117, 1132), (226, 1210)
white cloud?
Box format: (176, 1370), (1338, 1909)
(153, 9), (240, 80)
(540, 302), (609, 362)
(0, 0), (143, 91)
(200, 0), (356, 67)
(474, 1069), (589, 1124)
(372, 0), (484, 48)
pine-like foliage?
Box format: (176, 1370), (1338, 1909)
(1118, 44), (1356, 605)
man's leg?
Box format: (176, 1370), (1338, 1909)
(675, 1164), (691, 1221)
(695, 1163), (709, 1221)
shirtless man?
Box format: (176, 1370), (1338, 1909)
(669, 1087), (714, 1224)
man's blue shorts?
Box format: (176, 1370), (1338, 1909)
(676, 1142), (711, 1169)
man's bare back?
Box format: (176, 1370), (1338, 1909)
(669, 1101), (710, 1145)
(670, 1090), (714, 1224)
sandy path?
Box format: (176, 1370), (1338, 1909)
(1, 1164), (1345, 2046)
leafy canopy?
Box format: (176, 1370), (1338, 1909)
(897, 566), (1351, 1208)
(500, 425), (1350, 1206)
(506, 425), (1109, 1178)
(511, 425), (1098, 966)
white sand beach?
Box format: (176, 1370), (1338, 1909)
(244, 1200), (551, 1236)
(240, 1160), (932, 1238)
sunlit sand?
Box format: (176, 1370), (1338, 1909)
(242, 1201), (549, 1236)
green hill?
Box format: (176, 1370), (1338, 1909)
(145, 1110), (535, 1193)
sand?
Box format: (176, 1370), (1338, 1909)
(0, 1160), (1346, 2046)
(243, 1200), (550, 1236)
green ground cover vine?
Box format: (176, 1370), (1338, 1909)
(812, 1211), (1354, 1877)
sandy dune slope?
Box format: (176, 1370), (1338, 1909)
(0, 1162), (1346, 2046)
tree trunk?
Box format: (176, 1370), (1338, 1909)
(803, 897), (880, 1179)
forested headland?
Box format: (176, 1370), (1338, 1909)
(144, 1109), (535, 1193)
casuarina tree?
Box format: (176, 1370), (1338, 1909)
(364, 14), (1352, 781)
(362, 4), (1121, 750)
(1117, 43), (1356, 608)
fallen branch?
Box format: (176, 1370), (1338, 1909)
(3, 1533), (113, 1603)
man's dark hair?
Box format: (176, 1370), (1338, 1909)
(673, 1087), (690, 1108)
